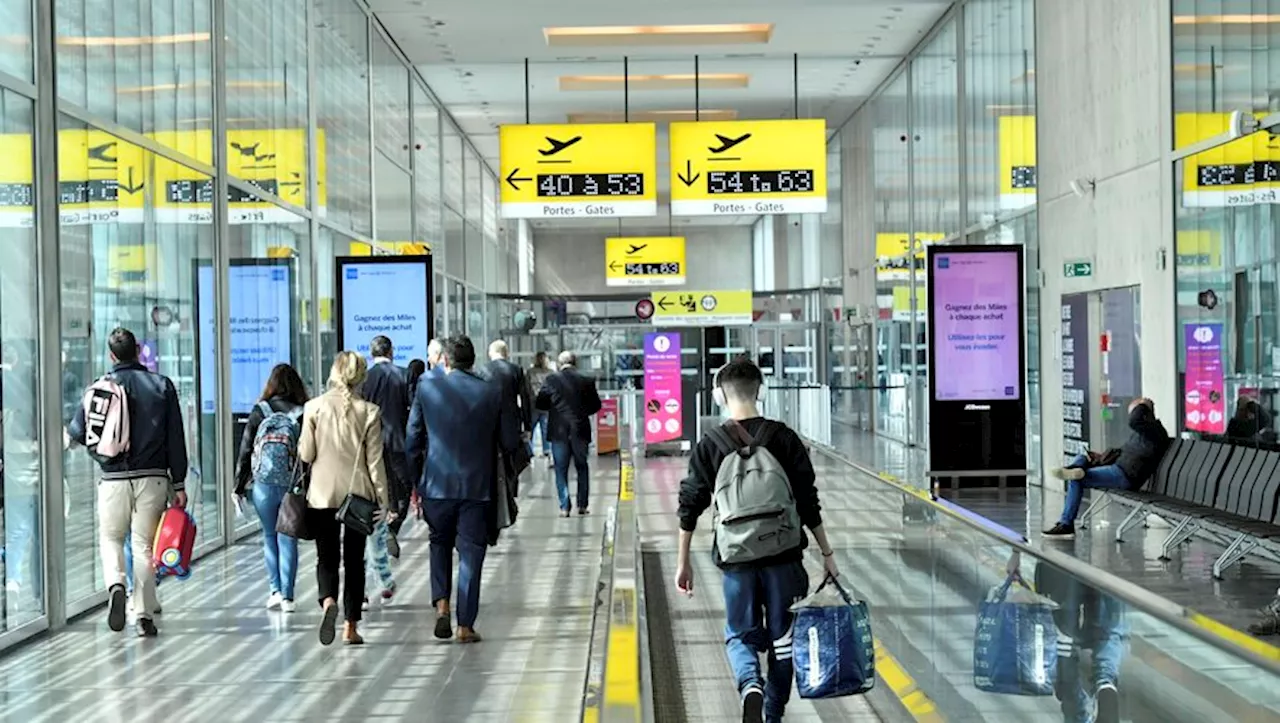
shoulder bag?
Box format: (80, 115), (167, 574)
(336, 407), (378, 537)
(277, 458), (313, 539)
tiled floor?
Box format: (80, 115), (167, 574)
(0, 462), (616, 723)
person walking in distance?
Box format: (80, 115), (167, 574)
(675, 360), (839, 723)
(535, 351), (602, 517)
(526, 351), (553, 460)
(233, 363), (309, 613)
(68, 328), (189, 638)
(298, 351), (391, 646)
(482, 340), (533, 487)
(425, 338), (446, 380)
(406, 335), (519, 643)
(363, 335), (411, 562)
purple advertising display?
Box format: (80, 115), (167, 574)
(643, 332), (683, 444)
(930, 251), (1022, 401)
(1183, 322), (1226, 434)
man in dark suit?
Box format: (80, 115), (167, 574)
(406, 334), (519, 644)
(535, 351), (603, 517)
(482, 340), (532, 484)
(363, 335), (411, 552)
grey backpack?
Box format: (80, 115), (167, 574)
(707, 420), (802, 564)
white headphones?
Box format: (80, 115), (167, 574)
(712, 365), (766, 407)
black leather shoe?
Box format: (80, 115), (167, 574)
(136, 618), (158, 638)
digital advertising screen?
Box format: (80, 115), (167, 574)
(335, 256), (433, 365)
(196, 259), (295, 415)
(929, 249), (1023, 402)
(643, 332), (683, 444)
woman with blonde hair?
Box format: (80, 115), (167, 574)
(298, 351), (391, 645)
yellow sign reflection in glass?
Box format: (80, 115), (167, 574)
(1176, 112), (1280, 207)
(998, 115), (1036, 211)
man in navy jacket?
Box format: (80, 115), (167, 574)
(364, 335), (411, 546)
(406, 334), (519, 643)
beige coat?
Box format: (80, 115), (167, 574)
(298, 389), (390, 510)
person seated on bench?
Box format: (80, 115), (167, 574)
(1043, 398), (1170, 539)
(1227, 396), (1277, 444)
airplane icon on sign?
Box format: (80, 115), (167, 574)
(231, 142), (276, 163)
(539, 136), (582, 156)
(627, 243), (648, 255)
(709, 133), (751, 154)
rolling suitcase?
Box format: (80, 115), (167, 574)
(153, 507), (197, 580)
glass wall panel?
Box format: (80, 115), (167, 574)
(316, 226), (355, 375)
(0, 0), (31, 81)
(465, 222), (483, 287)
(371, 31), (410, 169)
(463, 145), (481, 229)
(444, 207), (463, 279)
(448, 279), (464, 338)
(375, 150), (411, 243)
(964, 0), (1036, 227)
(0, 91), (41, 628)
(59, 118), (218, 607)
(314, 0), (371, 235)
(225, 0), (310, 209)
(442, 122), (462, 214)
(55, 0), (214, 160)
(224, 203), (312, 537)
(1173, 1), (1280, 146)
(412, 83), (441, 253)
(873, 70), (912, 444)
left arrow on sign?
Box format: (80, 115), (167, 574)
(506, 168), (532, 190)
(120, 167), (144, 195)
(609, 261), (621, 272)
(657, 296), (673, 311)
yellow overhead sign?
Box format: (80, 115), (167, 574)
(669, 119), (827, 216)
(499, 122), (657, 219)
(875, 232), (944, 281)
(651, 290), (753, 326)
(1176, 112), (1280, 207)
(605, 236), (685, 287)
(998, 115), (1036, 211)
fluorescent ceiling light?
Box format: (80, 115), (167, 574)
(119, 80), (282, 94)
(560, 73), (749, 91)
(567, 109), (738, 123)
(58, 32), (211, 47)
(1173, 14), (1280, 24)
(545, 23), (773, 47)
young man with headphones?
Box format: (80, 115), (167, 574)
(674, 358), (839, 723)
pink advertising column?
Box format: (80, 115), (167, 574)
(643, 332), (683, 444)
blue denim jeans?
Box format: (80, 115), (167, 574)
(530, 411), (550, 456)
(3, 491), (40, 596)
(1060, 454), (1131, 525)
(366, 519), (395, 591)
(722, 560), (810, 722)
(552, 439), (590, 512)
(252, 483), (298, 600)
(1052, 578), (1129, 723)
(426, 499), (488, 628)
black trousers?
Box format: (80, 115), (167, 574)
(385, 461), (411, 536)
(308, 508), (366, 622)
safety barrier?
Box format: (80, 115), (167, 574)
(581, 441), (649, 723)
(763, 384), (832, 446)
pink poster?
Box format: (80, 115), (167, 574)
(643, 332), (683, 444)
(1184, 322), (1226, 433)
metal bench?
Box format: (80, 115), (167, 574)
(1077, 438), (1280, 578)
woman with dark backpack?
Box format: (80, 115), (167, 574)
(234, 363), (309, 613)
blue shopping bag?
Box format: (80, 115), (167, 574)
(791, 574), (875, 699)
(973, 573), (1057, 696)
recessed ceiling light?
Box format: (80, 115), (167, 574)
(544, 23), (773, 47)
(560, 73), (749, 91)
(1173, 13), (1280, 24)
(566, 109), (738, 123)
(59, 32), (210, 47)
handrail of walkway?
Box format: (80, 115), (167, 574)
(812, 440), (1280, 678)
(581, 439), (647, 723)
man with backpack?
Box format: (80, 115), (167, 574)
(68, 327), (188, 638)
(674, 359), (839, 723)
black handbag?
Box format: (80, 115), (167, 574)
(336, 441), (378, 537)
(277, 462), (312, 540)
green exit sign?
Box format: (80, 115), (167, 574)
(1064, 260), (1093, 278)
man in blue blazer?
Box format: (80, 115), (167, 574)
(406, 334), (519, 644)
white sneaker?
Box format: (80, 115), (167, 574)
(280, 599), (297, 613)
(266, 592), (283, 610)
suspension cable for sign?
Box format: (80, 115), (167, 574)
(624, 56), (629, 122)
(793, 53), (799, 119)
(524, 58), (530, 124)
(694, 55), (700, 121)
